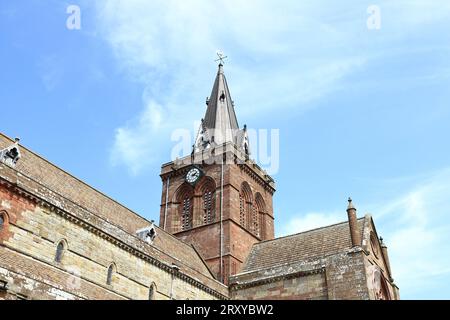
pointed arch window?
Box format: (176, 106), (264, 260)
(239, 193), (245, 226)
(0, 213), (4, 230)
(255, 193), (267, 239)
(55, 240), (66, 263)
(195, 177), (216, 226)
(149, 282), (157, 300)
(201, 181), (216, 224)
(181, 196), (192, 231)
(176, 184), (194, 232)
(240, 182), (253, 231)
(178, 184), (194, 231)
(0, 211), (8, 233)
(106, 264), (115, 285)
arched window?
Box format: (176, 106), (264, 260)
(0, 211), (8, 233)
(149, 282), (157, 300)
(255, 193), (267, 239)
(379, 277), (391, 300)
(55, 240), (66, 263)
(202, 190), (215, 224)
(181, 195), (192, 231)
(106, 264), (115, 285)
(176, 184), (194, 232)
(240, 182), (253, 231)
(197, 178), (216, 225)
(0, 213), (4, 230)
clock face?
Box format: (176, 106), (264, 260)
(186, 168), (201, 184)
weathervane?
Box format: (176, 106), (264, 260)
(215, 51), (228, 65)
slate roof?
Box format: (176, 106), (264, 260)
(242, 217), (366, 273)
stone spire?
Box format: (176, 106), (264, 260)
(194, 62), (249, 155)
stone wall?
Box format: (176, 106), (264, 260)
(231, 271), (327, 300)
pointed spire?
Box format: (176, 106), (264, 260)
(195, 61), (249, 155)
(194, 54), (251, 157)
(203, 63), (239, 132)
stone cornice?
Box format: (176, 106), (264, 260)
(229, 266), (326, 291)
(160, 142), (276, 194)
(237, 163), (275, 194)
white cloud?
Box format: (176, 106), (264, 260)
(37, 55), (64, 92)
(92, 0), (450, 174)
(374, 169), (450, 298)
(279, 211), (344, 236)
(110, 99), (168, 175)
(91, 0), (450, 297)
(93, 1), (370, 174)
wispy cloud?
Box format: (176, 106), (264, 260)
(92, 0), (450, 175)
(37, 55), (65, 92)
(93, 1), (369, 174)
(281, 167), (450, 299)
(374, 168), (450, 299)
(110, 99), (167, 175)
(279, 211), (344, 236)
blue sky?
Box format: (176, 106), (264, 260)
(1, 1), (450, 299)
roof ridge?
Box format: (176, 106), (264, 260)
(257, 217), (365, 246)
(0, 132), (149, 223)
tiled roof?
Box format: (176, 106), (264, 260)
(242, 218), (366, 273)
(204, 64), (239, 132)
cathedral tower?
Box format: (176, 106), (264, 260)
(159, 62), (275, 284)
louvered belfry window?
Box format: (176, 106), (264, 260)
(252, 205), (259, 237)
(239, 193), (245, 227)
(181, 196), (192, 231)
(203, 190), (215, 224)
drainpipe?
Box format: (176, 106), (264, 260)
(219, 157), (224, 282)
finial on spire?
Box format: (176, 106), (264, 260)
(215, 51), (228, 66)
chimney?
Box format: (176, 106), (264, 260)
(347, 197), (361, 247)
(380, 237), (393, 281)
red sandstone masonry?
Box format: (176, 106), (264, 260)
(159, 148), (275, 284)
